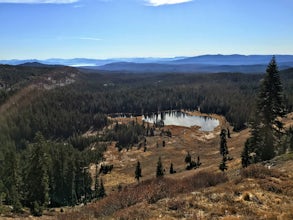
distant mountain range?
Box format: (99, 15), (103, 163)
(1, 55), (293, 73)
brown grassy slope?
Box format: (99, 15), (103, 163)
(60, 162), (293, 220)
(60, 112), (292, 220)
(97, 111), (248, 191)
(3, 112), (292, 220)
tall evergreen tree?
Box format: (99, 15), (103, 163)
(227, 128), (231, 138)
(241, 139), (252, 168)
(25, 133), (49, 215)
(66, 156), (77, 206)
(169, 163), (175, 174)
(156, 157), (164, 178)
(220, 129), (228, 158)
(135, 161), (142, 182)
(242, 56), (285, 164)
(219, 157), (228, 172)
(94, 164), (99, 199)
(2, 150), (22, 212)
(184, 152), (192, 164)
(97, 179), (106, 198)
(83, 168), (93, 203)
(289, 127), (293, 152)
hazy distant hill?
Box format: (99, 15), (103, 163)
(93, 55), (293, 73)
(0, 58), (114, 67)
(1, 55), (293, 73)
(95, 62), (284, 74)
(18, 62), (56, 67)
(170, 54), (293, 65)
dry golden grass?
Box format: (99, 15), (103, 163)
(5, 112), (293, 220)
(54, 171), (228, 219)
(56, 112), (293, 219)
(99, 111), (238, 192)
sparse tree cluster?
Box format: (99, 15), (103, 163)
(104, 121), (145, 151)
(184, 152), (202, 170)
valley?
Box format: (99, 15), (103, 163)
(0, 61), (293, 219)
(2, 0), (293, 219)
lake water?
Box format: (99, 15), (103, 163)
(142, 111), (219, 131)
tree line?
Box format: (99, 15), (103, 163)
(0, 132), (106, 215)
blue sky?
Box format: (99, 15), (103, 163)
(0, 0), (292, 59)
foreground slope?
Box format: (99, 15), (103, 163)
(61, 112), (293, 219)
(2, 112), (291, 220)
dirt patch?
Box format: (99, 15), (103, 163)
(98, 111), (246, 192)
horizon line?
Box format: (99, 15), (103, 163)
(1, 53), (293, 61)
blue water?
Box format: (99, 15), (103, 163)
(142, 111), (219, 131)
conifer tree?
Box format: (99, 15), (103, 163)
(84, 169), (93, 202)
(197, 156), (201, 167)
(227, 128), (231, 138)
(220, 129), (228, 158)
(219, 157), (227, 172)
(135, 161), (142, 182)
(94, 164), (99, 198)
(289, 127), (293, 151)
(219, 129), (230, 171)
(242, 56), (285, 164)
(241, 139), (251, 168)
(98, 179), (106, 198)
(169, 163), (175, 174)
(150, 127), (154, 136)
(66, 158), (77, 206)
(25, 132), (49, 215)
(156, 157), (164, 178)
(2, 150), (22, 212)
(184, 152), (192, 164)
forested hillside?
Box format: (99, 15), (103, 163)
(0, 64), (293, 216)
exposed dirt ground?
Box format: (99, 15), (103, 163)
(99, 111), (249, 191)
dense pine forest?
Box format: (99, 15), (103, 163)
(0, 62), (293, 215)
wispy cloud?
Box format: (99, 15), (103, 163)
(73, 4), (84, 8)
(0, 0), (79, 4)
(146, 0), (193, 6)
(78, 37), (102, 41)
(57, 36), (102, 41)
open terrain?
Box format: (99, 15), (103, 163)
(2, 111), (292, 220)
(99, 112), (233, 189)
(58, 112), (293, 219)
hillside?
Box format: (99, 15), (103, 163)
(67, 111), (292, 220)
(0, 64), (78, 105)
(79, 112), (292, 219)
(0, 65), (292, 219)
(2, 111), (292, 219)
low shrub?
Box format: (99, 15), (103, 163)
(59, 171), (228, 219)
(167, 199), (186, 211)
(240, 164), (282, 179)
(113, 203), (151, 220)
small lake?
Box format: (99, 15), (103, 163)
(142, 111), (219, 131)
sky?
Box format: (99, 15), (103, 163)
(0, 0), (293, 59)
